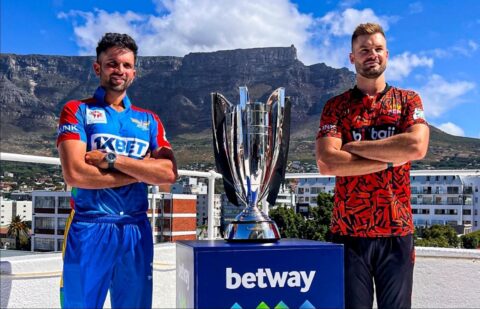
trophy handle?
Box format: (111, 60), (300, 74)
(267, 96), (291, 205)
(211, 92), (240, 206)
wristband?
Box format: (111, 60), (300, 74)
(387, 162), (393, 169)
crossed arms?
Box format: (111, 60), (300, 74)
(58, 140), (178, 189)
(316, 124), (429, 176)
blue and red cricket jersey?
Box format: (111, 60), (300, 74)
(57, 86), (172, 308)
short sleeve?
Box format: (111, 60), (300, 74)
(56, 101), (86, 147)
(400, 91), (428, 131)
(317, 98), (342, 140)
(149, 113), (172, 151)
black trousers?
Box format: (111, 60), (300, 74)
(332, 234), (415, 309)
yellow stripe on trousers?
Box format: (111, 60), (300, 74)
(59, 209), (75, 289)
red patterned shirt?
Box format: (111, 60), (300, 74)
(317, 85), (428, 237)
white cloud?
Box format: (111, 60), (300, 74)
(318, 8), (391, 37)
(437, 122), (465, 136)
(387, 52), (433, 81)
(408, 2), (423, 14)
(59, 0), (317, 62)
(417, 74), (475, 118)
(58, 2), (397, 66)
(468, 40), (478, 52)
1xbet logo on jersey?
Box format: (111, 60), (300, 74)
(91, 134), (149, 158)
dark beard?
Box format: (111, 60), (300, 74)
(106, 78), (133, 92)
(356, 63), (386, 79)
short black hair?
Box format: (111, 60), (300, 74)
(96, 33), (138, 61)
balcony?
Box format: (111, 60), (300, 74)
(1, 245), (479, 308)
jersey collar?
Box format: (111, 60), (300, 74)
(93, 86), (132, 110)
(351, 83), (391, 100)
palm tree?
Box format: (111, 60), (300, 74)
(7, 215), (30, 250)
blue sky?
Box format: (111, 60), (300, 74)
(2, 0), (479, 138)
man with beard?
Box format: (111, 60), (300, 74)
(316, 23), (429, 308)
(57, 33), (177, 308)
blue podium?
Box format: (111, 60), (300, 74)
(176, 239), (344, 309)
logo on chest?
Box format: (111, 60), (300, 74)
(86, 108), (107, 124)
(91, 134), (149, 158)
(130, 118), (150, 131)
(351, 125), (396, 141)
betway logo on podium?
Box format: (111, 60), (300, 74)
(226, 267), (316, 293)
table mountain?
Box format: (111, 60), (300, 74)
(1, 46), (479, 169)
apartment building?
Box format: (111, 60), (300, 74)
(196, 193), (222, 238)
(0, 197), (33, 226)
(294, 171), (480, 234)
(31, 191), (197, 252)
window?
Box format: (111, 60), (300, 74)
(34, 197), (55, 209)
(463, 209), (472, 215)
(58, 197), (70, 209)
(447, 197), (461, 205)
(447, 186), (459, 194)
(35, 217), (55, 229)
(57, 217), (67, 229)
(434, 209), (457, 215)
(34, 238), (55, 251)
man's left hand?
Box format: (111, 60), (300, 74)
(85, 150), (108, 169)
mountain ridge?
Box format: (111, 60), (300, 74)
(1, 47), (479, 169)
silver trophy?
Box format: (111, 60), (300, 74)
(212, 86), (291, 242)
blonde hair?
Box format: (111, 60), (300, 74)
(351, 23), (386, 47)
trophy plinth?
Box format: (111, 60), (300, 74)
(212, 86), (290, 242)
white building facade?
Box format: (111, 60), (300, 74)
(31, 191), (198, 252)
(1, 198), (33, 226)
(293, 170), (480, 234)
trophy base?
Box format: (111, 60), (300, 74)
(225, 220), (281, 242)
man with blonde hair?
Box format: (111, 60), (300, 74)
(316, 23), (429, 308)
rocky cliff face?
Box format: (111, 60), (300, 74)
(1, 47), (480, 169)
(0, 46), (354, 155)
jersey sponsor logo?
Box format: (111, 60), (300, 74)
(319, 124), (337, 132)
(58, 124), (79, 134)
(226, 267), (316, 293)
(413, 108), (425, 120)
(91, 134), (149, 158)
(388, 106), (402, 115)
(131, 118), (150, 131)
(351, 125), (396, 141)
(86, 108), (107, 124)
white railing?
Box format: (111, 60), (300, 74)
(0, 152), (222, 240)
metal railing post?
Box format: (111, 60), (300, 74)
(207, 170), (216, 240)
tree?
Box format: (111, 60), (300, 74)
(415, 225), (459, 248)
(7, 215), (30, 250)
(461, 230), (480, 249)
(269, 206), (303, 238)
(269, 192), (334, 241)
(305, 192), (334, 241)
